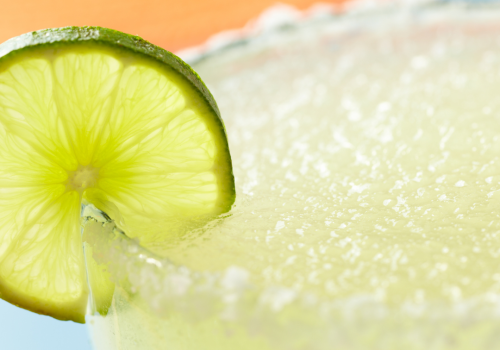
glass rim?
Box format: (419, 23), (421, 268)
(177, 0), (500, 64)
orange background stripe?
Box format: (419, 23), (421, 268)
(0, 0), (347, 52)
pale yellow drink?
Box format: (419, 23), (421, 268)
(86, 4), (500, 349)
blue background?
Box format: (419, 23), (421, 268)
(0, 299), (91, 350)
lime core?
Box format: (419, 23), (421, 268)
(66, 166), (99, 194)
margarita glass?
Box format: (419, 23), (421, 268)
(86, 2), (500, 349)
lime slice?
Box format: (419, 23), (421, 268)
(0, 27), (235, 323)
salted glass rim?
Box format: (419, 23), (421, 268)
(176, 0), (500, 64)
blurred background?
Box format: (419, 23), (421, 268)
(0, 0), (348, 52)
(0, 0), (348, 349)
